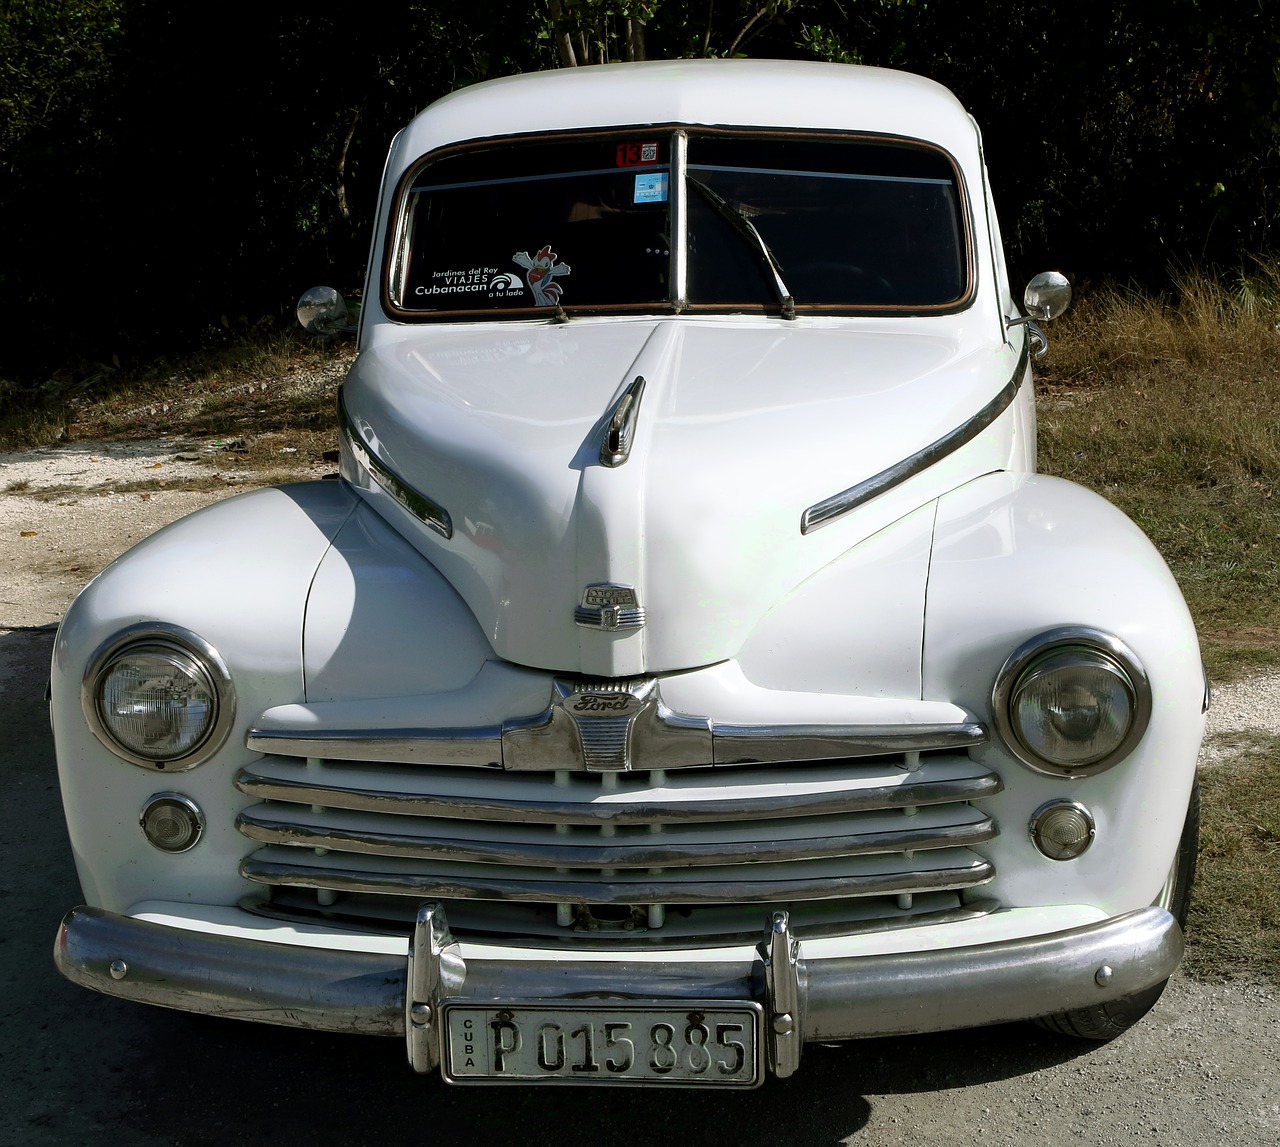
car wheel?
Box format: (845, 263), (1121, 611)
(1030, 780), (1200, 1042)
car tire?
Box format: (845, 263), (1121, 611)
(1030, 779), (1200, 1042)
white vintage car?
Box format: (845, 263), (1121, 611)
(52, 59), (1205, 1087)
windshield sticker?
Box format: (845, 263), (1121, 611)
(616, 141), (659, 167)
(414, 265), (501, 298)
(633, 172), (669, 204)
(487, 271), (524, 299)
(513, 246), (571, 307)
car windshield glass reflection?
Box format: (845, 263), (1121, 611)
(397, 136), (673, 314)
(685, 135), (966, 309)
(393, 131), (966, 317)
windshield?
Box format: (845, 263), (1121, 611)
(388, 130), (969, 319)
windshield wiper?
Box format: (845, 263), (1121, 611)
(688, 176), (796, 320)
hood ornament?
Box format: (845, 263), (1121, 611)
(599, 375), (646, 467)
(575, 583), (646, 632)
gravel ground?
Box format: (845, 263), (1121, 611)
(2, 442), (1277, 1143)
(0, 438), (332, 628)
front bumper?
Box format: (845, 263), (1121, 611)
(55, 902), (1182, 1079)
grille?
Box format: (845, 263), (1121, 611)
(235, 752), (1000, 942)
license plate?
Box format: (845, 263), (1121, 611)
(440, 1000), (763, 1087)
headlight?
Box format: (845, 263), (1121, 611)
(992, 627), (1151, 777)
(83, 625), (234, 770)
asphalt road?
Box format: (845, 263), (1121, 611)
(2, 623), (1278, 1147)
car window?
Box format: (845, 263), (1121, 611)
(393, 136), (673, 314)
(389, 130), (967, 318)
(686, 135), (967, 309)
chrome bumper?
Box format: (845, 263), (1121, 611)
(55, 904), (1182, 1078)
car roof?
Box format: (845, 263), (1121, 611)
(393, 59), (981, 170)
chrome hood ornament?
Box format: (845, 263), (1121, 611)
(599, 376), (646, 468)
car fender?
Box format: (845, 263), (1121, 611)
(924, 472), (1205, 917)
(51, 482), (358, 910)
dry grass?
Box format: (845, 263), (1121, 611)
(1037, 271), (1280, 680)
(0, 328), (353, 466)
(1184, 733), (1280, 981)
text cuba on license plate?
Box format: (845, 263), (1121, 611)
(441, 1001), (763, 1086)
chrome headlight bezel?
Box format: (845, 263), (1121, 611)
(81, 623), (235, 770)
(992, 626), (1151, 778)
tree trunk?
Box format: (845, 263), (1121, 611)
(548, 0), (579, 66)
(626, 17), (646, 61)
(335, 107), (360, 221)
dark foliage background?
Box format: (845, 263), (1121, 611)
(3, 0), (1278, 378)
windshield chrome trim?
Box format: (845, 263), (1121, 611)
(340, 395), (453, 540)
(672, 130), (689, 308)
(800, 336), (1030, 535)
(383, 124), (974, 323)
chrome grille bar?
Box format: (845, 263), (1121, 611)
(236, 757), (1001, 825)
(241, 846), (994, 904)
(236, 804), (995, 868)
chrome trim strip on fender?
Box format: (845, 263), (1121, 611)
(54, 905), (1183, 1045)
(800, 336), (1031, 534)
(340, 394), (453, 539)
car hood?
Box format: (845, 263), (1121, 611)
(341, 317), (1025, 676)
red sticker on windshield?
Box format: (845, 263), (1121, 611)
(616, 141), (659, 167)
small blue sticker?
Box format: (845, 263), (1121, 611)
(634, 172), (669, 204)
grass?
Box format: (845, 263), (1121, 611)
(0, 325), (353, 466)
(1183, 733), (1280, 981)
(1037, 271), (1280, 681)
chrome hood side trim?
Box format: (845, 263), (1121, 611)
(801, 335), (1030, 534)
(341, 391), (453, 539)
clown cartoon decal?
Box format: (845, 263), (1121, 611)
(513, 245), (571, 306)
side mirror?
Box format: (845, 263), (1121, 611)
(1008, 271), (1072, 359)
(297, 286), (357, 336)
(1023, 271), (1072, 322)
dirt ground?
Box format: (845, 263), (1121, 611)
(2, 443), (1277, 1145)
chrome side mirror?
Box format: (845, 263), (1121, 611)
(297, 286), (356, 336)
(1023, 271), (1072, 321)
(1008, 271), (1072, 359)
